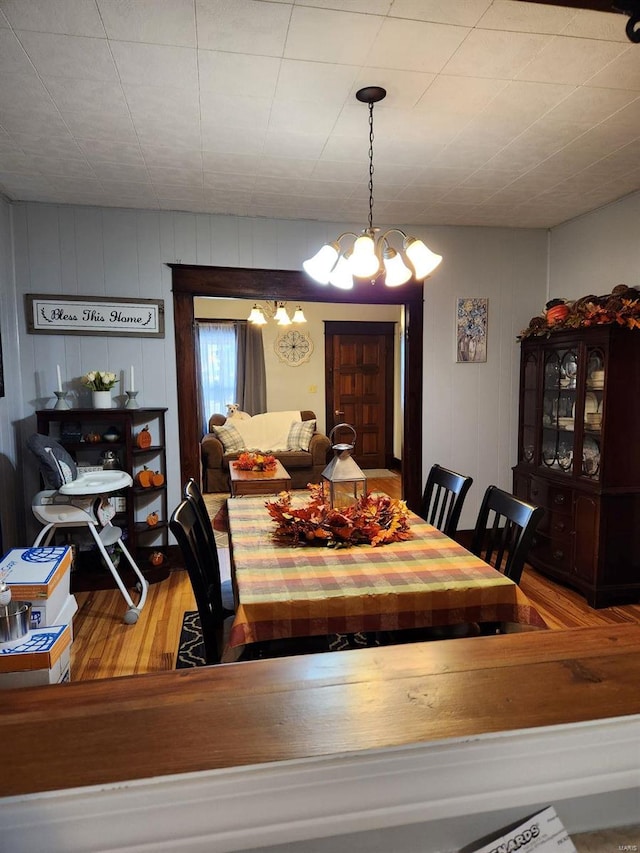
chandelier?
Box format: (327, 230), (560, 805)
(247, 301), (306, 326)
(303, 86), (442, 290)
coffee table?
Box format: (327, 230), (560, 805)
(229, 459), (291, 497)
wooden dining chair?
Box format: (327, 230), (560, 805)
(183, 478), (235, 616)
(420, 464), (473, 538)
(170, 498), (231, 665)
(470, 485), (544, 585)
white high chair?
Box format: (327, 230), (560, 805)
(28, 433), (149, 624)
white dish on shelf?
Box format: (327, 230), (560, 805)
(573, 393), (599, 419)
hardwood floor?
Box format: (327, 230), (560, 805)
(70, 473), (640, 681)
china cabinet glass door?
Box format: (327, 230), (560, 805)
(581, 347), (604, 480)
(541, 347), (578, 474)
(520, 351), (538, 464)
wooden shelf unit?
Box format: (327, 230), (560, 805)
(514, 326), (640, 608)
(35, 407), (169, 561)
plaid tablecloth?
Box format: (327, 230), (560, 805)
(226, 496), (547, 650)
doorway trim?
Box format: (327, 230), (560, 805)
(169, 264), (424, 511)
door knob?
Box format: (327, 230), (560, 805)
(334, 410), (344, 417)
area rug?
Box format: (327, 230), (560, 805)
(175, 610), (378, 668)
(176, 611), (207, 668)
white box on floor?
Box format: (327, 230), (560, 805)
(0, 547), (72, 625)
(0, 624), (72, 689)
(31, 593), (78, 637)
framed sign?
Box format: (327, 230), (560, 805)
(456, 297), (488, 363)
(26, 294), (164, 338)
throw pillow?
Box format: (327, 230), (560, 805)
(213, 422), (245, 453)
(287, 420), (316, 452)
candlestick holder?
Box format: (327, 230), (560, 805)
(53, 391), (70, 410)
(125, 390), (139, 409)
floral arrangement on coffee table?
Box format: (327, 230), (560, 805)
(233, 451), (277, 472)
(266, 484), (411, 548)
(519, 284), (640, 339)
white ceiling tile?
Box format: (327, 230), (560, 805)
(198, 51), (281, 98)
(517, 36), (627, 86)
(95, 180), (157, 201)
(136, 119), (202, 150)
(268, 100), (342, 135)
(285, 6), (382, 65)
(200, 93), (272, 132)
(110, 41), (197, 89)
(147, 166), (202, 186)
(262, 130), (327, 160)
(28, 155), (95, 178)
(0, 0), (105, 37)
(366, 18), (468, 74)
(416, 75), (508, 115)
(47, 175), (102, 193)
(390, 0), (491, 27)
(10, 131), (83, 158)
(90, 161), (150, 182)
(123, 83), (199, 121)
(480, 80), (574, 122)
(0, 107), (69, 136)
(0, 72), (56, 112)
(295, 0), (392, 12)
(252, 175), (305, 196)
(141, 147), (203, 170)
(0, 8), (9, 27)
(563, 9), (630, 43)
(196, 0), (291, 56)
(97, 0), (196, 46)
(442, 29), (551, 79)
(202, 151), (259, 174)
(546, 86), (637, 124)
(477, 0), (576, 34)
(0, 172), (54, 192)
(585, 47), (640, 91)
(17, 31), (118, 80)
(44, 76), (129, 114)
(275, 60), (358, 105)
(0, 151), (34, 172)
(77, 139), (145, 165)
(61, 110), (137, 142)
(257, 156), (316, 179)
(202, 126), (266, 156)
(0, 29), (37, 75)
(203, 172), (255, 192)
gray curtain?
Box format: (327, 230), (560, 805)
(235, 321), (266, 415)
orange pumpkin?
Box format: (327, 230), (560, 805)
(146, 511), (159, 527)
(86, 431), (101, 444)
(151, 471), (165, 487)
(148, 551), (164, 566)
(136, 426), (152, 449)
(135, 467), (153, 488)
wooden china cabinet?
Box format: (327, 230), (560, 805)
(513, 326), (640, 608)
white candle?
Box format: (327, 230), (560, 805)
(130, 365), (135, 392)
(56, 364), (62, 392)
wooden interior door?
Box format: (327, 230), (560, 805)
(325, 322), (395, 469)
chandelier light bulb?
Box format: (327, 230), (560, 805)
(247, 304), (267, 325)
(302, 242), (340, 284)
(274, 303), (291, 325)
(349, 234), (380, 279)
(328, 254), (355, 290)
(382, 247), (412, 287)
(404, 237), (443, 279)
(292, 306), (307, 323)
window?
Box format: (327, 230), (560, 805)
(196, 321), (237, 432)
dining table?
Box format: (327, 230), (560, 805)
(223, 495), (547, 661)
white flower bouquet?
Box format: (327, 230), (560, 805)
(82, 370), (118, 391)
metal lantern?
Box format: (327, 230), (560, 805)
(321, 424), (367, 509)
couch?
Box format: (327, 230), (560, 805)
(201, 410), (331, 493)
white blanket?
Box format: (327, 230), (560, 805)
(232, 410), (301, 452)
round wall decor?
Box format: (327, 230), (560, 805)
(274, 329), (314, 366)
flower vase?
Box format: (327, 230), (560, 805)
(92, 390), (112, 409)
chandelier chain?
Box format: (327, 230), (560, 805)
(367, 100), (375, 233)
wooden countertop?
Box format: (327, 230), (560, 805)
(1, 624), (640, 798)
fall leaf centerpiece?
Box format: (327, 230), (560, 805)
(233, 451), (277, 472)
(266, 484), (411, 548)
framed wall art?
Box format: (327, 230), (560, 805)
(456, 297), (488, 363)
(26, 294), (164, 338)
(274, 329), (314, 366)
